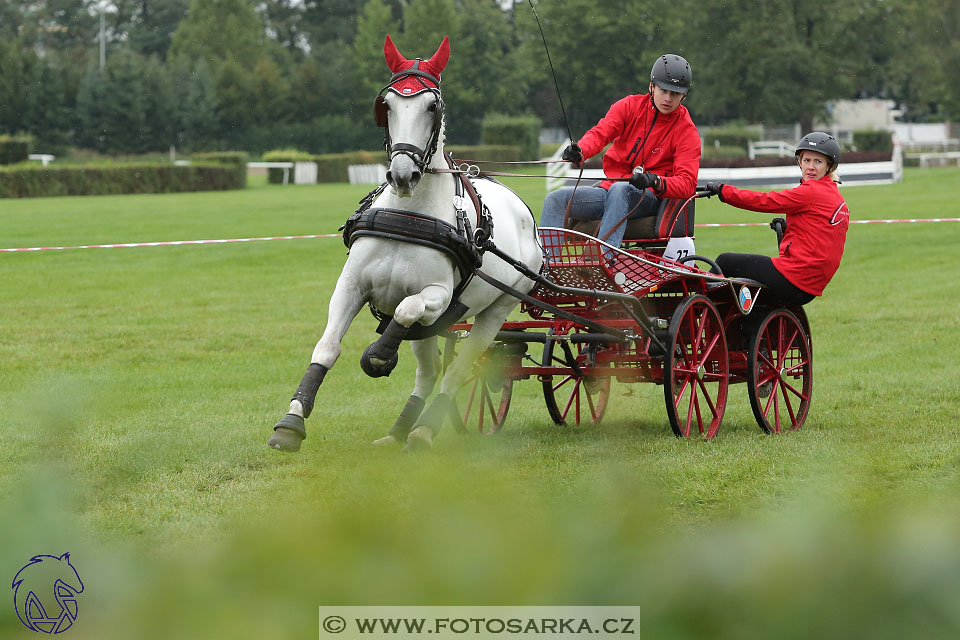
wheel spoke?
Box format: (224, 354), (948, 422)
(779, 376), (808, 402)
(693, 386), (706, 435)
(561, 378), (581, 421)
(758, 339), (776, 370)
(463, 375), (478, 423)
(696, 377), (719, 419)
(480, 383), (496, 434)
(700, 329), (721, 364)
(552, 374), (575, 393)
(683, 378), (696, 437)
(762, 377), (780, 417)
(585, 384), (598, 419)
(778, 381), (798, 428)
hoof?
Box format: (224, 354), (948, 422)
(583, 376), (602, 396)
(268, 427), (303, 452)
(372, 434), (401, 448)
(268, 414), (305, 452)
(403, 426), (433, 453)
(360, 345), (399, 378)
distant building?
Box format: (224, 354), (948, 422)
(818, 99), (956, 150)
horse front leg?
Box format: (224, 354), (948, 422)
(268, 283), (366, 452)
(371, 336), (441, 448)
(359, 284), (449, 377)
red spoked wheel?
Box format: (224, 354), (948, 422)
(444, 336), (513, 435)
(747, 308), (812, 434)
(541, 327), (611, 426)
(663, 295), (729, 438)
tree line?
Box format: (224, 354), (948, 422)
(1, 0), (957, 157)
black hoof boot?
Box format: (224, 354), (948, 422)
(268, 414), (306, 452)
(360, 343), (399, 378)
(359, 319), (410, 378)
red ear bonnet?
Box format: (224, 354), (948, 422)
(383, 34), (450, 95)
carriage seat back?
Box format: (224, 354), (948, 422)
(567, 197), (696, 243)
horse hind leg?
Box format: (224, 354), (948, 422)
(404, 297), (515, 452)
(372, 336), (441, 448)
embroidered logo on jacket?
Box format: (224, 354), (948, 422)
(830, 202), (850, 225)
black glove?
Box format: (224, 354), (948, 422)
(629, 170), (662, 192)
(561, 143), (583, 166)
(702, 182), (725, 200)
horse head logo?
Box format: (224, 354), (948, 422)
(383, 34), (450, 95)
(12, 553), (84, 634)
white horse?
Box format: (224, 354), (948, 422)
(268, 35), (543, 452)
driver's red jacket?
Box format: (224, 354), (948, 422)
(719, 176), (850, 296)
(577, 93), (701, 199)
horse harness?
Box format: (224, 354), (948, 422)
(342, 62), (496, 338)
(341, 155), (495, 337)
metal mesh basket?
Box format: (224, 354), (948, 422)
(537, 227), (702, 298)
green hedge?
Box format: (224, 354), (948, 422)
(853, 129), (893, 152)
(702, 126), (762, 150)
(0, 163), (246, 198)
(192, 151), (248, 167)
(262, 148), (318, 184)
(313, 151), (382, 184)
(481, 113), (542, 160)
(447, 145), (525, 163)
(702, 144), (749, 159)
(0, 135), (32, 165)
(256, 145), (528, 184)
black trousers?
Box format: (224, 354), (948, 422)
(715, 253), (816, 306)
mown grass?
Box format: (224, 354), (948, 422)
(1, 168), (960, 639)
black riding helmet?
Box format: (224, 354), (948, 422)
(650, 54), (692, 94)
(795, 132), (841, 172)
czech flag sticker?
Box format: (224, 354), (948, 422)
(738, 286), (754, 313)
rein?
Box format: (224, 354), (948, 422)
(427, 161), (636, 182)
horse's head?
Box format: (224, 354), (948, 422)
(375, 34), (450, 197)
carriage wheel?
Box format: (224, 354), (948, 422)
(443, 336), (513, 435)
(541, 327), (611, 426)
(747, 308), (812, 434)
(663, 295), (729, 439)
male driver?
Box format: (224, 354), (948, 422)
(540, 54), (701, 252)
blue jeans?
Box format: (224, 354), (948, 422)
(540, 182), (660, 254)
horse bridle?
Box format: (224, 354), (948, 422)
(374, 61), (445, 172)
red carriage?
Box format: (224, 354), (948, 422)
(443, 194), (813, 439)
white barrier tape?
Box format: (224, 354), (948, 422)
(697, 218), (959, 228)
(3, 219), (957, 253)
(1, 233), (342, 253)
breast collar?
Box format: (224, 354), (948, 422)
(341, 154), (494, 298)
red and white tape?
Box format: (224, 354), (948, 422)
(2, 219), (957, 253)
(696, 218), (960, 228)
(1, 233), (342, 253)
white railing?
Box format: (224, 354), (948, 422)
(28, 154), (55, 166)
(547, 144), (904, 190)
(348, 164), (387, 185)
(748, 140), (793, 159)
(909, 151), (960, 169)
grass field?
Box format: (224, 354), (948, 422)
(2, 168), (960, 638)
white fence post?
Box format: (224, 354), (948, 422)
(294, 162), (318, 185)
(545, 139), (571, 193)
(347, 164), (387, 185)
